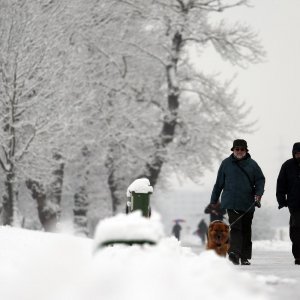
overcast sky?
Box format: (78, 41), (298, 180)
(229, 0), (300, 206)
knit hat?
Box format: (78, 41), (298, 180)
(231, 139), (248, 151)
(292, 142), (300, 155)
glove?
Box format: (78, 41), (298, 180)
(278, 203), (287, 209)
(278, 199), (288, 209)
(254, 195), (261, 208)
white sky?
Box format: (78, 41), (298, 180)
(0, 213), (292, 300)
(230, 0), (300, 206)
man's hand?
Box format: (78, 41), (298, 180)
(278, 200), (288, 209)
(254, 195), (261, 208)
(254, 195), (262, 201)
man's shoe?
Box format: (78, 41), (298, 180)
(241, 258), (251, 265)
(228, 252), (239, 265)
(295, 259), (300, 265)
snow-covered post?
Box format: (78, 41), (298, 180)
(126, 178), (153, 217)
(93, 178), (158, 249)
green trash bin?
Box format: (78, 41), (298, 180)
(130, 191), (151, 217)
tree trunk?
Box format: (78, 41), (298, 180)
(73, 186), (89, 236)
(105, 144), (128, 214)
(106, 151), (120, 213)
(2, 172), (15, 225)
(25, 153), (64, 232)
(1, 168), (22, 226)
(73, 146), (90, 236)
(25, 179), (58, 231)
(49, 153), (65, 206)
(139, 32), (181, 186)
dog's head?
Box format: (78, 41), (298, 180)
(208, 221), (229, 245)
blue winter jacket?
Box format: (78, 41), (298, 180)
(210, 153), (265, 212)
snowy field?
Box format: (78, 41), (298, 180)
(0, 212), (294, 300)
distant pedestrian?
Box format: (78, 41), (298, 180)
(196, 219), (208, 244)
(204, 201), (226, 222)
(209, 139), (265, 265)
(172, 222), (182, 240)
(276, 142), (300, 265)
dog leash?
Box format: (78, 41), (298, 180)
(228, 201), (256, 228)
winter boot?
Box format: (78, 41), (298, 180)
(241, 258), (251, 265)
(228, 252), (239, 265)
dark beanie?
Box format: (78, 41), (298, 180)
(292, 142), (300, 154)
(231, 139), (248, 151)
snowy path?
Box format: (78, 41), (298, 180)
(185, 244), (300, 300)
(241, 250), (300, 300)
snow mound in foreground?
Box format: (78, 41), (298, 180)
(93, 211), (165, 249)
(0, 220), (269, 300)
(71, 237), (268, 300)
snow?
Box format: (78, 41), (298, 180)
(253, 240), (292, 252)
(126, 178), (153, 197)
(93, 211), (164, 249)
(0, 212), (292, 300)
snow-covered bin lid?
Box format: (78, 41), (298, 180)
(126, 178), (153, 197)
(93, 211), (164, 250)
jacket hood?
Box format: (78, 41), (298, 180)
(292, 142), (300, 158)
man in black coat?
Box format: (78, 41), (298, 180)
(276, 142), (300, 265)
(210, 139), (265, 265)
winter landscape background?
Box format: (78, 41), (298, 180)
(0, 1), (300, 299)
(1, 0), (297, 240)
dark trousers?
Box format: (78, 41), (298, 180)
(290, 211), (300, 259)
(227, 209), (254, 259)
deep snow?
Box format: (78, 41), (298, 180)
(0, 211), (293, 300)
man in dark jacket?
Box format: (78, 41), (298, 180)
(276, 142), (300, 265)
(209, 139), (265, 265)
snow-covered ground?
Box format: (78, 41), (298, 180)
(0, 212), (295, 300)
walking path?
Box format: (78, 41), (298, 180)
(242, 250), (300, 300)
(184, 243), (300, 300)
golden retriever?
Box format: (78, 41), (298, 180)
(206, 220), (230, 257)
